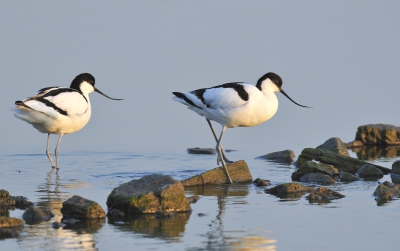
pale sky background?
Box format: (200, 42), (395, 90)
(1, 1), (400, 155)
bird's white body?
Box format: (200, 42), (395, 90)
(173, 79), (280, 128)
(14, 83), (94, 135)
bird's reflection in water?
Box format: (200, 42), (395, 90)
(16, 168), (99, 251)
(186, 184), (277, 251)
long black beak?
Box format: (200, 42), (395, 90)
(280, 89), (310, 108)
(94, 88), (123, 100)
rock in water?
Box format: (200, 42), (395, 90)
(181, 160), (252, 186)
(306, 187), (345, 204)
(61, 195), (106, 219)
(187, 147), (216, 154)
(339, 171), (359, 182)
(296, 148), (391, 174)
(348, 124), (400, 146)
(356, 164), (384, 179)
(107, 174), (191, 214)
(256, 150), (295, 164)
(22, 206), (54, 224)
(292, 161), (338, 181)
(373, 181), (400, 206)
(316, 137), (350, 156)
(300, 173), (336, 185)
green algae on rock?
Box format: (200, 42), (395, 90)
(61, 195), (106, 219)
(181, 160), (252, 186)
(107, 174), (191, 214)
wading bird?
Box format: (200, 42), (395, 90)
(172, 72), (309, 183)
(14, 73), (123, 169)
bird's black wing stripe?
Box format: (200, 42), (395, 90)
(37, 86), (59, 94)
(191, 88), (208, 107)
(212, 82), (249, 101)
(41, 88), (88, 103)
(173, 92), (201, 109)
(35, 97), (68, 116)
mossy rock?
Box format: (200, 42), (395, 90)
(61, 195), (106, 219)
(107, 174), (191, 214)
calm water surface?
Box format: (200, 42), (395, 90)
(0, 147), (399, 251)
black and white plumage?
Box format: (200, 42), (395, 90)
(172, 72), (309, 183)
(13, 73), (123, 169)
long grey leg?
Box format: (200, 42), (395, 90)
(216, 126), (233, 184)
(206, 119), (233, 164)
(46, 133), (55, 168)
(54, 133), (64, 169)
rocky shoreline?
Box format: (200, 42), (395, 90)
(2, 124), (400, 238)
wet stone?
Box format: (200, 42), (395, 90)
(107, 209), (125, 217)
(61, 195), (106, 219)
(265, 182), (313, 195)
(306, 187), (345, 204)
(253, 178), (271, 187)
(181, 160), (252, 185)
(10, 196), (33, 210)
(0, 217), (24, 228)
(373, 181), (400, 206)
(107, 174), (191, 214)
(51, 221), (63, 229)
(316, 137), (350, 156)
(186, 195), (200, 204)
(339, 171), (359, 182)
(22, 206), (54, 224)
(296, 148), (391, 174)
(256, 150), (295, 164)
(391, 173), (400, 185)
(187, 147), (216, 154)
(392, 160), (400, 175)
(353, 124), (400, 146)
(356, 164), (384, 179)
(0, 218), (24, 239)
(292, 161), (338, 181)
(300, 173), (336, 185)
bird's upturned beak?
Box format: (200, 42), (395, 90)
(280, 89), (310, 108)
(94, 88), (123, 100)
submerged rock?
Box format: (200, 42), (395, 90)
(373, 181), (400, 206)
(265, 183), (313, 195)
(107, 174), (191, 214)
(292, 161), (338, 181)
(187, 147), (216, 155)
(316, 137), (350, 156)
(356, 164), (384, 179)
(22, 206), (54, 224)
(0, 217), (24, 239)
(181, 160), (252, 186)
(339, 171), (359, 182)
(256, 150), (295, 164)
(392, 160), (400, 175)
(0, 217), (24, 228)
(347, 124), (400, 147)
(0, 190), (33, 210)
(253, 178), (271, 187)
(300, 173), (336, 185)
(306, 187), (345, 204)
(61, 195), (106, 219)
(186, 195), (200, 204)
(296, 148), (391, 174)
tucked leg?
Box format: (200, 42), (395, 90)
(206, 119), (233, 164)
(46, 133), (56, 168)
(54, 133), (64, 169)
(215, 126), (233, 184)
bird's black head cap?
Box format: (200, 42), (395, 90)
(70, 73), (95, 90)
(256, 72), (282, 90)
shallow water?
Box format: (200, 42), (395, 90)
(1, 148), (399, 251)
